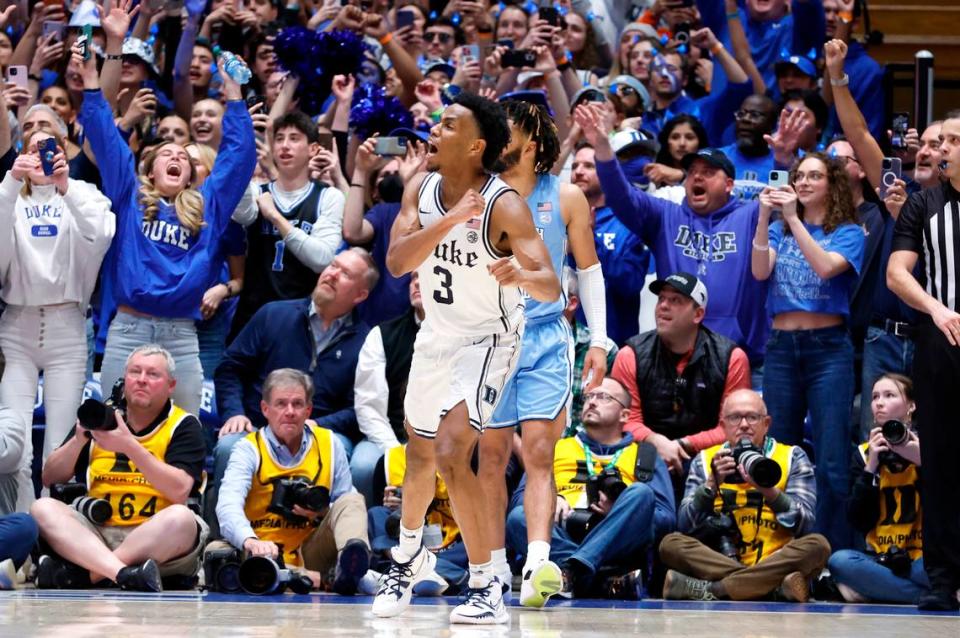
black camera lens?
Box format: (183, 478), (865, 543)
(216, 562), (242, 593)
(881, 419), (909, 446)
(732, 438), (782, 488)
(239, 556), (282, 595)
(73, 496), (112, 525)
(76, 398), (118, 431)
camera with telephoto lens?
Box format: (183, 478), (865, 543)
(50, 482), (113, 525)
(585, 467), (628, 506)
(561, 508), (603, 544)
(238, 553), (313, 595)
(877, 419), (910, 470)
(203, 546), (243, 593)
(727, 438), (782, 488)
(702, 510), (742, 562)
(76, 379), (127, 431)
(268, 477), (331, 523)
(874, 545), (912, 579)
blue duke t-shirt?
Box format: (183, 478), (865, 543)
(767, 220), (865, 317)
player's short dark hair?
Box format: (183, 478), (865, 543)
(503, 100), (560, 174)
(272, 111), (319, 144)
(454, 92), (511, 173)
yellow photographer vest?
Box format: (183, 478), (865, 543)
(858, 443), (923, 560)
(554, 436), (640, 509)
(87, 404), (191, 527)
(384, 445), (459, 549)
(243, 425), (334, 567)
(701, 441), (793, 567)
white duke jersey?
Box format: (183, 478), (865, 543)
(416, 172), (524, 337)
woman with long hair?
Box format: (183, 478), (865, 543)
(0, 128), (114, 509)
(752, 151), (865, 552)
(72, 29), (255, 416)
(827, 373), (930, 604)
(647, 114), (710, 186)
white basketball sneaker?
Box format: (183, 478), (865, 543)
(449, 577), (510, 625)
(519, 560), (563, 608)
(371, 546), (437, 618)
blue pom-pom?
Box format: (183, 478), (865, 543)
(451, 12), (461, 25)
(274, 27), (368, 116)
(349, 83), (413, 139)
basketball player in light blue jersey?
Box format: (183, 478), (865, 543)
(481, 100), (610, 607)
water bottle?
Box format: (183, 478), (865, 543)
(216, 49), (252, 85)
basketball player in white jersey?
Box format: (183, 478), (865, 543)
(371, 93), (560, 624)
(481, 99), (609, 608)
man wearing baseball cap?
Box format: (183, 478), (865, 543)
(611, 272), (750, 497)
(575, 102), (769, 385)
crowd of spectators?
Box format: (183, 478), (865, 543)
(0, 0), (956, 612)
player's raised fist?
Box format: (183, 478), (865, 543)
(449, 188), (485, 223)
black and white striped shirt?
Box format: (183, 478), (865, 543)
(892, 183), (960, 312)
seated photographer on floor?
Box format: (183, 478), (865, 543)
(0, 403), (37, 589)
(31, 345), (208, 592)
(660, 389), (830, 602)
(213, 369), (370, 595)
(506, 377), (676, 599)
(366, 443), (465, 594)
(828, 374), (929, 604)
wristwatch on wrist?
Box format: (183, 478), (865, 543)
(830, 73), (849, 87)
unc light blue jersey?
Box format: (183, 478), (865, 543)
(524, 173), (567, 321)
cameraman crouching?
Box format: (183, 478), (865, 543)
(214, 369), (370, 594)
(506, 378), (676, 598)
(659, 389), (830, 601)
(31, 345), (208, 592)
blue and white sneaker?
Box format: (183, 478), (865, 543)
(449, 577), (509, 625)
(371, 546), (437, 617)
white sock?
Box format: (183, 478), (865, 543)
(525, 540), (551, 569)
(491, 547), (510, 576)
(397, 523), (423, 561)
(468, 560), (495, 589)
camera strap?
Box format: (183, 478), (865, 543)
(582, 445), (625, 476)
(634, 442), (658, 483)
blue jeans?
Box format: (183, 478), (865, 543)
(0, 513), (39, 568)
(196, 310), (233, 380)
(828, 549), (930, 604)
(763, 326), (855, 551)
(505, 482), (657, 575)
(100, 312), (204, 415)
(350, 439), (385, 508)
(858, 326), (914, 440)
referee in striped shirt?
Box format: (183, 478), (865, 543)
(887, 112), (960, 612)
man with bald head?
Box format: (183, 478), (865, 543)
(659, 389), (829, 602)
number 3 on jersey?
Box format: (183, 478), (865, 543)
(433, 265), (454, 304)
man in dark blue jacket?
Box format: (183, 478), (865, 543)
(204, 248), (377, 534)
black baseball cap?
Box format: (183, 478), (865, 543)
(649, 272), (709, 309)
(680, 148), (736, 179)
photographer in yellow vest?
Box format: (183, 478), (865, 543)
(31, 345), (208, 592)
(828, 374), (930, 604)
(505, 377), (677, 599)
(660, 389), (830, 602)
(215, 368), (370, 594)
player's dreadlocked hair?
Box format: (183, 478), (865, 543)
(454, 92), (511, 173)
(502, 100), (561, 174)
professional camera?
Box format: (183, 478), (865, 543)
(561, 508), (603, 544)
(878, 419), (911, 470)
(585, 467), (628, 506)
(50, 482), (112, 525)
(268, 478), (331, 523)
(702, 511), (742, 562)
(874, 545), (912, 579)
(728, 438), (782, 488)
(238, 554), (313, 595)
(203, 546), (243, 593)
(76, 379), (127, 431)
